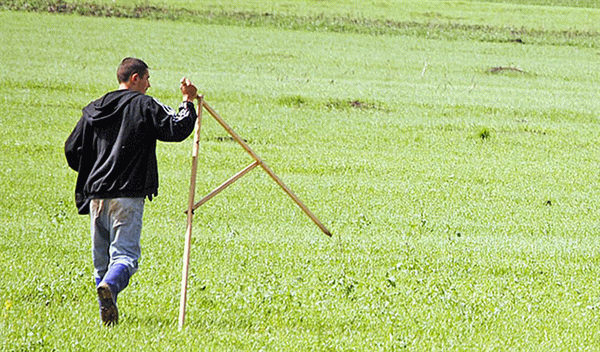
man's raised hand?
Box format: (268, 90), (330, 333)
(180, 77), (198, 102)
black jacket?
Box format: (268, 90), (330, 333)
(65, 89), (197, 214)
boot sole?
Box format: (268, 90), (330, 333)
(97, 284), (118, 326)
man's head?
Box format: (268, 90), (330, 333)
(117, 57), (151, 94)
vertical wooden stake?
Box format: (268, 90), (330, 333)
(178, 95), (203, 331)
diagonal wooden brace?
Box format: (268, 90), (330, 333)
(197, 100), (332, 237)
(190, 161), (260, 212)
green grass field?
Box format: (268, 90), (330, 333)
(1, 0), (600, 350)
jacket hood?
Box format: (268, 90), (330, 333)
(82, 90), (142, 126)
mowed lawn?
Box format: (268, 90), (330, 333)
(1, 1), (600, 350)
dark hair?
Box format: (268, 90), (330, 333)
(117, 57), (149, 83)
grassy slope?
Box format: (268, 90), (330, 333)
(4, 0), (600, 33)
(1, 1), (600, 350)
(164, 0), (600, 32)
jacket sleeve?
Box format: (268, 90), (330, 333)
(64, 118), (84, 171)
(148, 98), (197, 142)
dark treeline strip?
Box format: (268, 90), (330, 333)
(1, 0), (599, 48)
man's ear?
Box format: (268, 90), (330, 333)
(130, 73), (140, 84)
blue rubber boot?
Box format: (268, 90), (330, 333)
(102, 263), (131, 302)
(97, 264), (131, 326)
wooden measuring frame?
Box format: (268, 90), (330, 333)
(178, 96), (332, 330)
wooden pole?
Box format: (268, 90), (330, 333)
(178, 95), (203, 330)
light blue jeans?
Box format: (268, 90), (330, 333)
(90, 198), (144, 282)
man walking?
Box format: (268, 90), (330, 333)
(65, 57), (198, 326)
